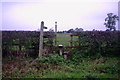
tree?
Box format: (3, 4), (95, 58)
(67, 29), (74, 33)
(104, 13), (119, 31)
(75, 28), (83, 32)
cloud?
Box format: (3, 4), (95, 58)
(1, 1), (118, 31)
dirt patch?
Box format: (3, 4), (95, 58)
(3, 58), (35, 77)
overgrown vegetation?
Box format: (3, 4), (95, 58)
(2, 31), (120, 79)
(2, 31), (55, 58)
(75, 31), (120, 57)
(2, 53), (120, 79)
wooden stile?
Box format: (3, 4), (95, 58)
(38, 21), (44, 58)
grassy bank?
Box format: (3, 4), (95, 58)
(2, 54), (120, 79)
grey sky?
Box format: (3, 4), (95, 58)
(1, 0), (119, 31)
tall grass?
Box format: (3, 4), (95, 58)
(3, 53), (119, 78)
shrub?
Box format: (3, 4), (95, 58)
(71, 50), (86, 62)
(36, 54), (65, 65)
(94, 63), (120, 74)
(74, 31), (120, 57)
(71, 49), (101, 62)
(84, 73), (98, 79)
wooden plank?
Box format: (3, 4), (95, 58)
(56, 40), (78, 42)
(50, 46), (89, 49)
(64, 46), (89, 48)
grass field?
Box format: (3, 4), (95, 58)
(55, 33), (79, 46)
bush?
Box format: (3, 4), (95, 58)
(75, 31), (120, 57)
(94, 63), (120, 74)
(36, 54), (65, 65)
(71, 49), (101, 62)
(71, 50), (86, 62)
(84, 73), (98, 79)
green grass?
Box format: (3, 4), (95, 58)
(41, 56), (119, 78)
(2, 54), (120, 79)
(56, 33), (78, 46)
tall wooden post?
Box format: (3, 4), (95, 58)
(38, 21), (44, 58)
(118, 1), (120, 30)
(70, 35), (73, 47)
(55, 22), (57, 46)
(78, 36), (80, 46)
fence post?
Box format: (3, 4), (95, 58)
(38, 21), (44, 58)
(78, 36), (80, 46)
(70, 35), (73, 47)
(55, 21), (57, 46)
(16, 38), (21, 51)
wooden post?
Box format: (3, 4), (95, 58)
(60, 49), (63, 56)
(19, 39), (22, 51)
(55, 22), (57, 46)
(58, 44), (63, 56)
(38, 21), (44, 58)
(70, 35), (73, 47)
(78, 36), (80, 46)
(64, 54), (67, 60)
(63, 51), (69, 60)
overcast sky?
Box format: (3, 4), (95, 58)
(1, 0), (119, 31)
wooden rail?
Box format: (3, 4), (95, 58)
(56, 40), (78, 42)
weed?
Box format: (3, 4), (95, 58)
(84, 73), (98, 79)
(36, 54), (65, 65)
